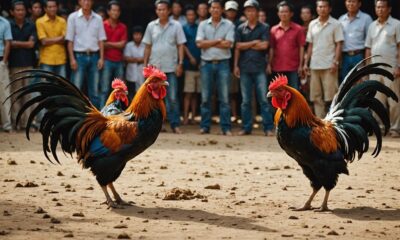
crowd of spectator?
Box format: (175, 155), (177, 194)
(0, 0), (399, 138)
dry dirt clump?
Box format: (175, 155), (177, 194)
(162, 187), (206, 201)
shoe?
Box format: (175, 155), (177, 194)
(238, 130), (251, 136)
(200, 128), (209, 134)
(390, 131), (400, 138)
(264, 130), (275, 137)
(222, 130), (233, 136)
(3, 129), (15, 134)
(172, 127), (182, 134)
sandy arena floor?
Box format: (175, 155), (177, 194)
(0, 125), (399, 239)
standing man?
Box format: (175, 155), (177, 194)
(36, 0), (67, 77)
(66, 0), (106, 109)
(196, 0), (235, 135)
(100, 1), (128, 107)
(268, 1), (306, 90)
(365, 0), (400, 137)
(339, 0), (372, 81)
(143, 0), (186, 134)
(234, 0), (274, 136)
(303, 0), (344, 118)
(182, 5), (201, 125)
(0, 14), (13, 133)
(9, 1), (37, 131)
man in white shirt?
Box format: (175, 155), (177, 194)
(66, 0), (107, 109)
(124, 26), (145, 100)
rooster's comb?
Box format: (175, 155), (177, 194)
(269, 74), (288, 91)
(143, 65), (167, 81)
(111, 78), (128, 91)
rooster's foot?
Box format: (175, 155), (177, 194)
(314, 206), (331, 212)
(116, 198), (134, 206)
(292, 205), (316, 211)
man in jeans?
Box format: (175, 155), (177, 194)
(196, 0), (235, 135)
(66, 0), (106, 109)
(143, 0), (186, 134)
(100, 1), (127, 107)
(339, 0), (372, 82)
(0, 15), (13, 133)
(234, 0), (274, 136)
(9, 1), (37, 131)
(268, 1), (306, 90)
(36, 0), (67, 77)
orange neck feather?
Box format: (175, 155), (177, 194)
(279, 86), (321, 128)
(126, 83), (166, 120)
(105, 90), (117, 106)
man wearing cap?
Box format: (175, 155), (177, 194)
(143, 0), (187, 134)
(196, 0), (235, 136)
(234, 0), (274, 136)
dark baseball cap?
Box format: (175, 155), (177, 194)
(243, 0), (260, 9)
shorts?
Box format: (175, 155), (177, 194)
(184, 70), (201, 93)
(310, 69), (338, 102)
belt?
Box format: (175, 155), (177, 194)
(74, 51), (99, 55)
(204, 59), (228, 64)
(343, 50), (364, 56)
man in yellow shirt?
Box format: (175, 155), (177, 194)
(36, 0), (67, 77)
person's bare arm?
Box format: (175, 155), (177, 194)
(330, 41), (342, 73)
(251, 40), (268, 50)
(98, 40), (104, 69)
(176, 44), (184, 77)
(298, 45), (305, 77)
(215, 40), (232, 49)
(11, 36), (35, 49)
(303, 43), (313, 74)
(143, 44), (152, 66)
(40, 36), (65, 46)
(68, 41), (77, 70)
(233, 47), (240, 78)
(196, 39), (221, 49)
(3, 40), (11, 64)
(124, 55), (144, 64)
(104, 40), (127, 49)
(184, 45), (197, 66)
(395, 43), (400, 78)
(267, 47), (274, 75)
(236, 40), (259, 50)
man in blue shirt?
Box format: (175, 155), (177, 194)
(234, 0), (274, 136)
(182, 5), (201, 125)
(339, 0), (372, 82)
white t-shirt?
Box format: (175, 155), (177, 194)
(124, 41), (145, 84)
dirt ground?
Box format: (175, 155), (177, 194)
(0, 125), (399, 240)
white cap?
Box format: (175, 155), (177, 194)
(225, 1), (238, 11)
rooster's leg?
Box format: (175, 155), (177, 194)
(101, 185), (122, 209)
(108, 183), (133, 206)
(293, 188), (319, 211)
(315, 190), (331, 212)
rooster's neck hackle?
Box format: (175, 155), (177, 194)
(126, 82), (166, 120)
(279, 86), (320, 128)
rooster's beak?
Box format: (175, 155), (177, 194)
(162, 81), (169, 86)
(266, 91), (273, 98)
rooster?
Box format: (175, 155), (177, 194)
(267, 58), (398, 211)
(100, 79), (129, 116)
(7, 66), (168, 208)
